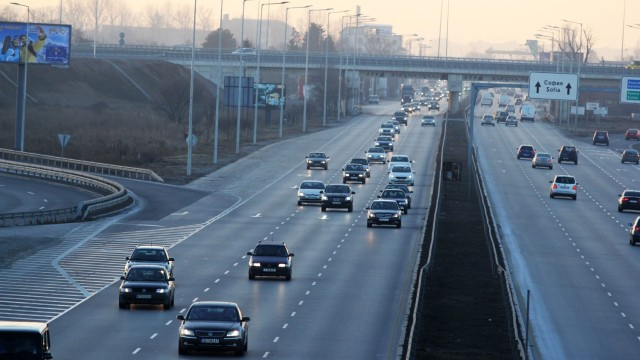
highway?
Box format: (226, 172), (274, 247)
(1, 101), (441, 359)
(473, 100), (640, 360)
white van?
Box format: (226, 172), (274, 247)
(498, 94), (510, 107)
(480, 93), (493, 107)
(520, 103), (536, 122)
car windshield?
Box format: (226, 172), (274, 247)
(308, 153), (326, 159)
(371, 201), (398, 210)
(325, 185), (349, 193)
(345, 164), (362, 171)
(381, 124), (393, 128)
(130, 249), (167, 261)
(368, 148), (384, 153)
(350, 159), (367, 165)
(624, 191), (640, 197)
(394, 112), (406, 116)
(537, 153), (551, 159)
(555, 177), (575, 184)
(300, 181), (324, 189)
(391, 156), (409, 162)
(187, 307), (239, 322)
(126, 268), (167, 282)
(392, 166), (411, 173)
(382, 190), (405, 198)
(377, 137), (392, 141)
(252, 245), (288, 257)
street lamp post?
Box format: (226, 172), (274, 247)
(235, 0), (252, 155)
(562, 19), (582, 130)
(214, 0), (224, 163)
(10, 2), (29, 152)
(303, 7), (332, 133)
(337, 14), (359, 123)
(322, 10), (348, 127)
(352, 17), (375, 108)
(280, 4), (311, 138)
(186, 0), (198, 175)
(253, 1), (288, 145)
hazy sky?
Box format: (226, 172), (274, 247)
(24, 0), (640, 60)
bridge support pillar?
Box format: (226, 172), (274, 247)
(447, 74), (463, 115)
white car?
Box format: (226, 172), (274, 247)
(296, 180), (325, 205)
(231, 47), (256, 55)
(378, 123), (395, 137)
(480, 114), (495, 126)
(421, 115), (436, 127)
(388, 164), (415, 186)
(365, 147), (387, 164)
(549, 175), (577, 200)
(387, 154), (414, 170)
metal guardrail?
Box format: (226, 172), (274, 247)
(0, 159), (134, 226)
(0, 148), (163, 183)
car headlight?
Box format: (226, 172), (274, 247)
(389, 174), (396, 179)
(120, 287), (132, 293)
(375, 142), (380, 146)
(251, 262), (261, 267)
(322, 195), (328, 201)
(392, 213), (400, 218)
(278, 263), (287, 268)
(180, 328), (195, 336)
(298, 191), (304, 197)
(345, 196), (352, 201)
(307, 160), (312, 164)
(156, 288), (169, 293)
(368, 212), (376, 218)
(358, 174), (363, 177)
(226, 330), (241, 338)
(321, 160), (326, 164)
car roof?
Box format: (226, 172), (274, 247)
(189, 301), (239, 309)
(368, 147), (384, 151)
(0, 321), (48, 333)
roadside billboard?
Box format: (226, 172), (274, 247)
(0, 22), (71, 65)
(255, 83), (285, 108)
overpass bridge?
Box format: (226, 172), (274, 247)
(73, 44), (637, 114)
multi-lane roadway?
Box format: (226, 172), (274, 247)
(1, 101), (441, 359)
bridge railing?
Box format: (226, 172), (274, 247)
(0, 148), (163, 182)
(0, 159), (134, 226)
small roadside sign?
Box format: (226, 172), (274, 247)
(620, 77), (640, 104)
(586, 102), (599, 110)
(529, 72), (578, 101)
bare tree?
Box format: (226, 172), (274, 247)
(362, 33), (395, 55)
(0, 5), (20, 22)
(173, 4), (192, 30)
(556, 24), (596, 65)
(103, 0), (132, 27)
(144, 4), (170, 29)
(66, 0), (90, 36)
(197, 5), (214, 32)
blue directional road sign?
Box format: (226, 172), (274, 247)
(621, 77), (640, 104)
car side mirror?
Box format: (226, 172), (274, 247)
(120, 276), (125, 280)
(169, 277), (175, 282)
(242, 317), (251, 322)
(169, 258), (175, 261)
(177, 315), (185, 321)
(246, 251), (253, 256)
(549, 180), (553, 183)
(351, 191), (356, 194)
(319, 190), (324, 194)
(125, 256), (130, 260)
(289, 253), (294, 257)
(365, 207), (371, 210)
(377, 195), (381, 198)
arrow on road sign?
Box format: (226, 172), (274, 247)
(566, 83), (572, 95)
(535, 82), (541, 93)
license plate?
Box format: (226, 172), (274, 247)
(136, 294), (152, 299)
(201, 338), (219, 344)
(263, 268), (276, 272)
(379, 218), (389, 222)
(332, 201), (341, 204)
(631, 200), (638, 203)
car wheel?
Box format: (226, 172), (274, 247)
(297, 200), (302, 206)
(179, 342), (188, 355)
(342, 179), (346, 184)
(572, 195), (577, 200)
(321, 206), (326, 212)
(550, 193), (554, 198)
(235, 343), (246, 356)
(403, 208), (408, 214)
(397, 222), (401, 228)
(163, 298), (172, 310)
(631, 237), (636, 246)
(324, 165), (328, 170)
(618, 206), (623, 212)
(382, 160), (386, 164)
(248, 271), (255, 280)
(575, 161), (578, 165)
(362, 179), (366, 184)
(119, 301), (129, 309)
(622, 160), (625, 164)
(517, 156), (520, 159)
(348, 206), (353, 212)
(367, 222), (372, 228)
(532, 164), (535, 168)
(549, 166), (553, 170)
(306, 166), (310, 169)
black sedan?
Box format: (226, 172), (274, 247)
(618, 190), (640, 212)
(383, 184), (413, 209)
(118, 265), (175, 310)
(177, 301), (250, 356)
(378, 189), (409, 214)
(366, 200), (402, 228)
(247, 242), (294, 280)
(342, 164), (367, 184)
(374, 136), (394, 152)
